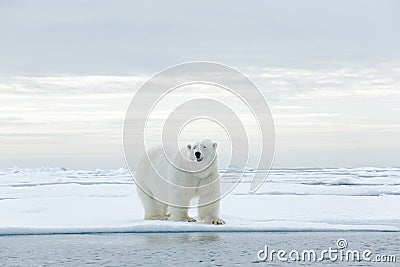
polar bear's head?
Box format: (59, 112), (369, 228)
(186, 139), (217, 164)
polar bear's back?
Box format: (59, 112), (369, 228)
(134, 145), (170, 192)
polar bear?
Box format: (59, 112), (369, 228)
(135, 139), (225, 225)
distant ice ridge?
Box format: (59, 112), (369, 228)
(0, 167), (399, 234)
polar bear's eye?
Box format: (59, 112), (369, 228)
(203, 146), (206, 149)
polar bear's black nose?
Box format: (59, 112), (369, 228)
(195, 152), (201, 159)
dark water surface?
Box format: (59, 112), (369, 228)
(0, 232), (399, 266)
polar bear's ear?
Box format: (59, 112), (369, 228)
(187, 144), (192, 150)
(213, 142), (218, 148)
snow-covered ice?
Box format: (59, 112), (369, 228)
(0, 167), (399, 235)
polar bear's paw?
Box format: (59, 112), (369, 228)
(186, 217), (197, 222)
(169, 215), (197, 222)
(144, 214), (169, 221)
(205, 217), (225, 225)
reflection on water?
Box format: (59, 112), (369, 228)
(0, 232), (398, 266)
(141, 233), (221, 245)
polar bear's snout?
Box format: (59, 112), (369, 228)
(195, 151), (203, 161)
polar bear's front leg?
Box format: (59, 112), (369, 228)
(198, 181), (225, 225)
(198, 198), (225, 225)
(168, 189), (196, 222)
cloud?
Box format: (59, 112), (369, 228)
(255, 64), (400, 99)
(0, 75), (147, 95)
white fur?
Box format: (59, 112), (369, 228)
(135, 139), (225, 225)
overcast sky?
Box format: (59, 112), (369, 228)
(1, 0), (399, 169)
